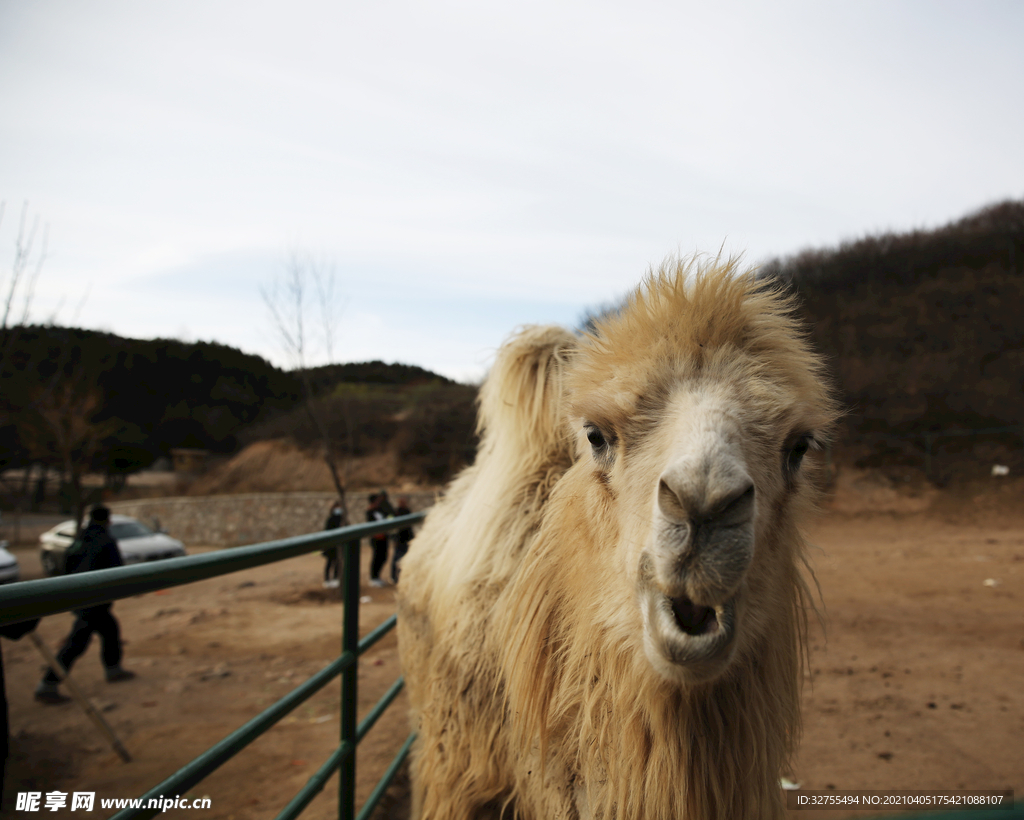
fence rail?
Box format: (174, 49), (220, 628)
(0, 513), (425, 820)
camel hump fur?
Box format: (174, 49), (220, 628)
(397, 256), (840, 820)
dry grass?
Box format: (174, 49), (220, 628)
(186, 439), (413, 495)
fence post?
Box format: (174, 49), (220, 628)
(340, 540), (360, 820)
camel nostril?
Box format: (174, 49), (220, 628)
(713, 482), (755, 522)
(658, 478), (688, 522)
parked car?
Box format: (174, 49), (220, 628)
(0, 541), (20, 584)
(39, 514), (186, 576)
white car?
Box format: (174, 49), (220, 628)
(0, 541), (20, 584)
(39, 514), (186, 576)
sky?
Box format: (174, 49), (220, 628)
(2, 1), (1022, 383)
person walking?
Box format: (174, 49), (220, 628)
(321, 501), (344, 588)
(34, 505), (135, 704)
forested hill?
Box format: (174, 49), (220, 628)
(0, 328), (297, 473)
(0, 326), (454, 477)
(303, 360), (456, 395)
(761, 198), (1024, 475)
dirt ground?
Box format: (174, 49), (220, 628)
(2, 474), (1022, 819)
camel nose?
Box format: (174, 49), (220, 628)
(653, 455), (756, 601)
(657, 457), (755, 530)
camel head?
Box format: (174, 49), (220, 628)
(566, 260), (837, 686)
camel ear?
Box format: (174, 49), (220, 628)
(477, 325), (576, 456)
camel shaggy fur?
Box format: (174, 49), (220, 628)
(396, 258), (839, 819)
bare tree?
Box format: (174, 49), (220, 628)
(0, 203), (83, 534)
(0, 201), (49, 364)
(1, 202), (97, 532)
(261, 250), (350, 519)
(24, 379), (113, 531)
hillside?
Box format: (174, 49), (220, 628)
(228, 380), (478, 489)
(763, 199), (1024, 483)
(0, 324), (476, 506)
(0, 327), (298, 468)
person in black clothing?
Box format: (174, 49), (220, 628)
(321, 501), (345, 588)
(390, 496), (414, 584)
(34, 505), (135, 704)
(366, 492), (393, 587)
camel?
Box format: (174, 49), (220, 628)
(396, 257), (839, 819)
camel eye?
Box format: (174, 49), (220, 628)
(585, 424), (613, 455)
(784, 435), (813, 474)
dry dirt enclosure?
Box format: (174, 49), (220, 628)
(2, 477), (1023, 819)
(792, 504), (1024, 818)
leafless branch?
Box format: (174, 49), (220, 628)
(261, 249), (350, 513)
(2, 201), (49, 331)
(311, 257), (338, 364)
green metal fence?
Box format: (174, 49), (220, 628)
(0, 513), (425, 820)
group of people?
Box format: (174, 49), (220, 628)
(321, 491), (414, 588)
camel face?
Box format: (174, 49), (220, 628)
(566, 274), (834, 687)
(574, 380), (773, 686)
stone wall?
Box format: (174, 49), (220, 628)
(109, 490), (437, 547)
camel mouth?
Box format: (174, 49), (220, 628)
(642, 589), (737, 679)
(637, 554), (738, 680)
(658, 594), (733, 658)
(669, 595), (719, 636)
